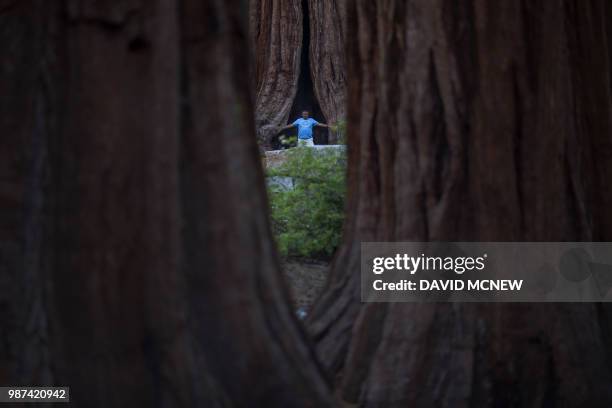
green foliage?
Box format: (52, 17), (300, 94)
(278, 134), (297, 148)
(267, 147), (346, 260)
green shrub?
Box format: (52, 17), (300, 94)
(267, 147), (346, 259)
(278, 134), (297, 148)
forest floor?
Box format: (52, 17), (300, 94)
(283, 259), (329, 313)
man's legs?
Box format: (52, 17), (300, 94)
(298, 138), (315, 147)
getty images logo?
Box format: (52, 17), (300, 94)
(372, 253), (488, 275)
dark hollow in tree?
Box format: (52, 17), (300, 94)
(307, 0), (612, 406)
(285, 0), (327, 147)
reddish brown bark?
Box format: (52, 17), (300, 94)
(308, 0), (612, 406)
(250, 0), (347, 148)
(249, 0), (303, 149)
(308, 0), (347, 143)
(0, 1), (332, 406)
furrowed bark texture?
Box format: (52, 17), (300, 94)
(1, 1), (332, 406)
(308, 0), (347, 143)
(250, 0), (347, 148)
(308, 0), (612, 406)
(249, 0), (302, 149)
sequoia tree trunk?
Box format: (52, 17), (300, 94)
(308, 0), (612, 406)
(0, 1), (331, 406)
(250, 0), (346, 148)
(249, 0), (303, 149)
(308, 0), (347, 143)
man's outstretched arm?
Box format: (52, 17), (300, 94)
(315, 122), (329, 128)
(278, 123), (296, 133)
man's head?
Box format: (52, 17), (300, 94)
(301, 110), (309, 119)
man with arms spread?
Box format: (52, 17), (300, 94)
(279, 110), (330, 146)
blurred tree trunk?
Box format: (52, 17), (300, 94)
(308, 0), (612, 406)
(0, 0), (52, 388)
(249, 0), (302, 149)
(308, 0), (347, 143)
(0, 0), (332, 406)
(180, 1), (331, 406)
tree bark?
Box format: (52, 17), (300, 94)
(308, 0), (347, 143)
(0, 1), (332, 406)
(250, 0), (347, 148)
(308, 0), (612, 406)
(0, 0), (52, 387)
(181, 1), (331, 406)
(249, 0), (303, 149)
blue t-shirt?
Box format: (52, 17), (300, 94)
(293, 118), (319, 139)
